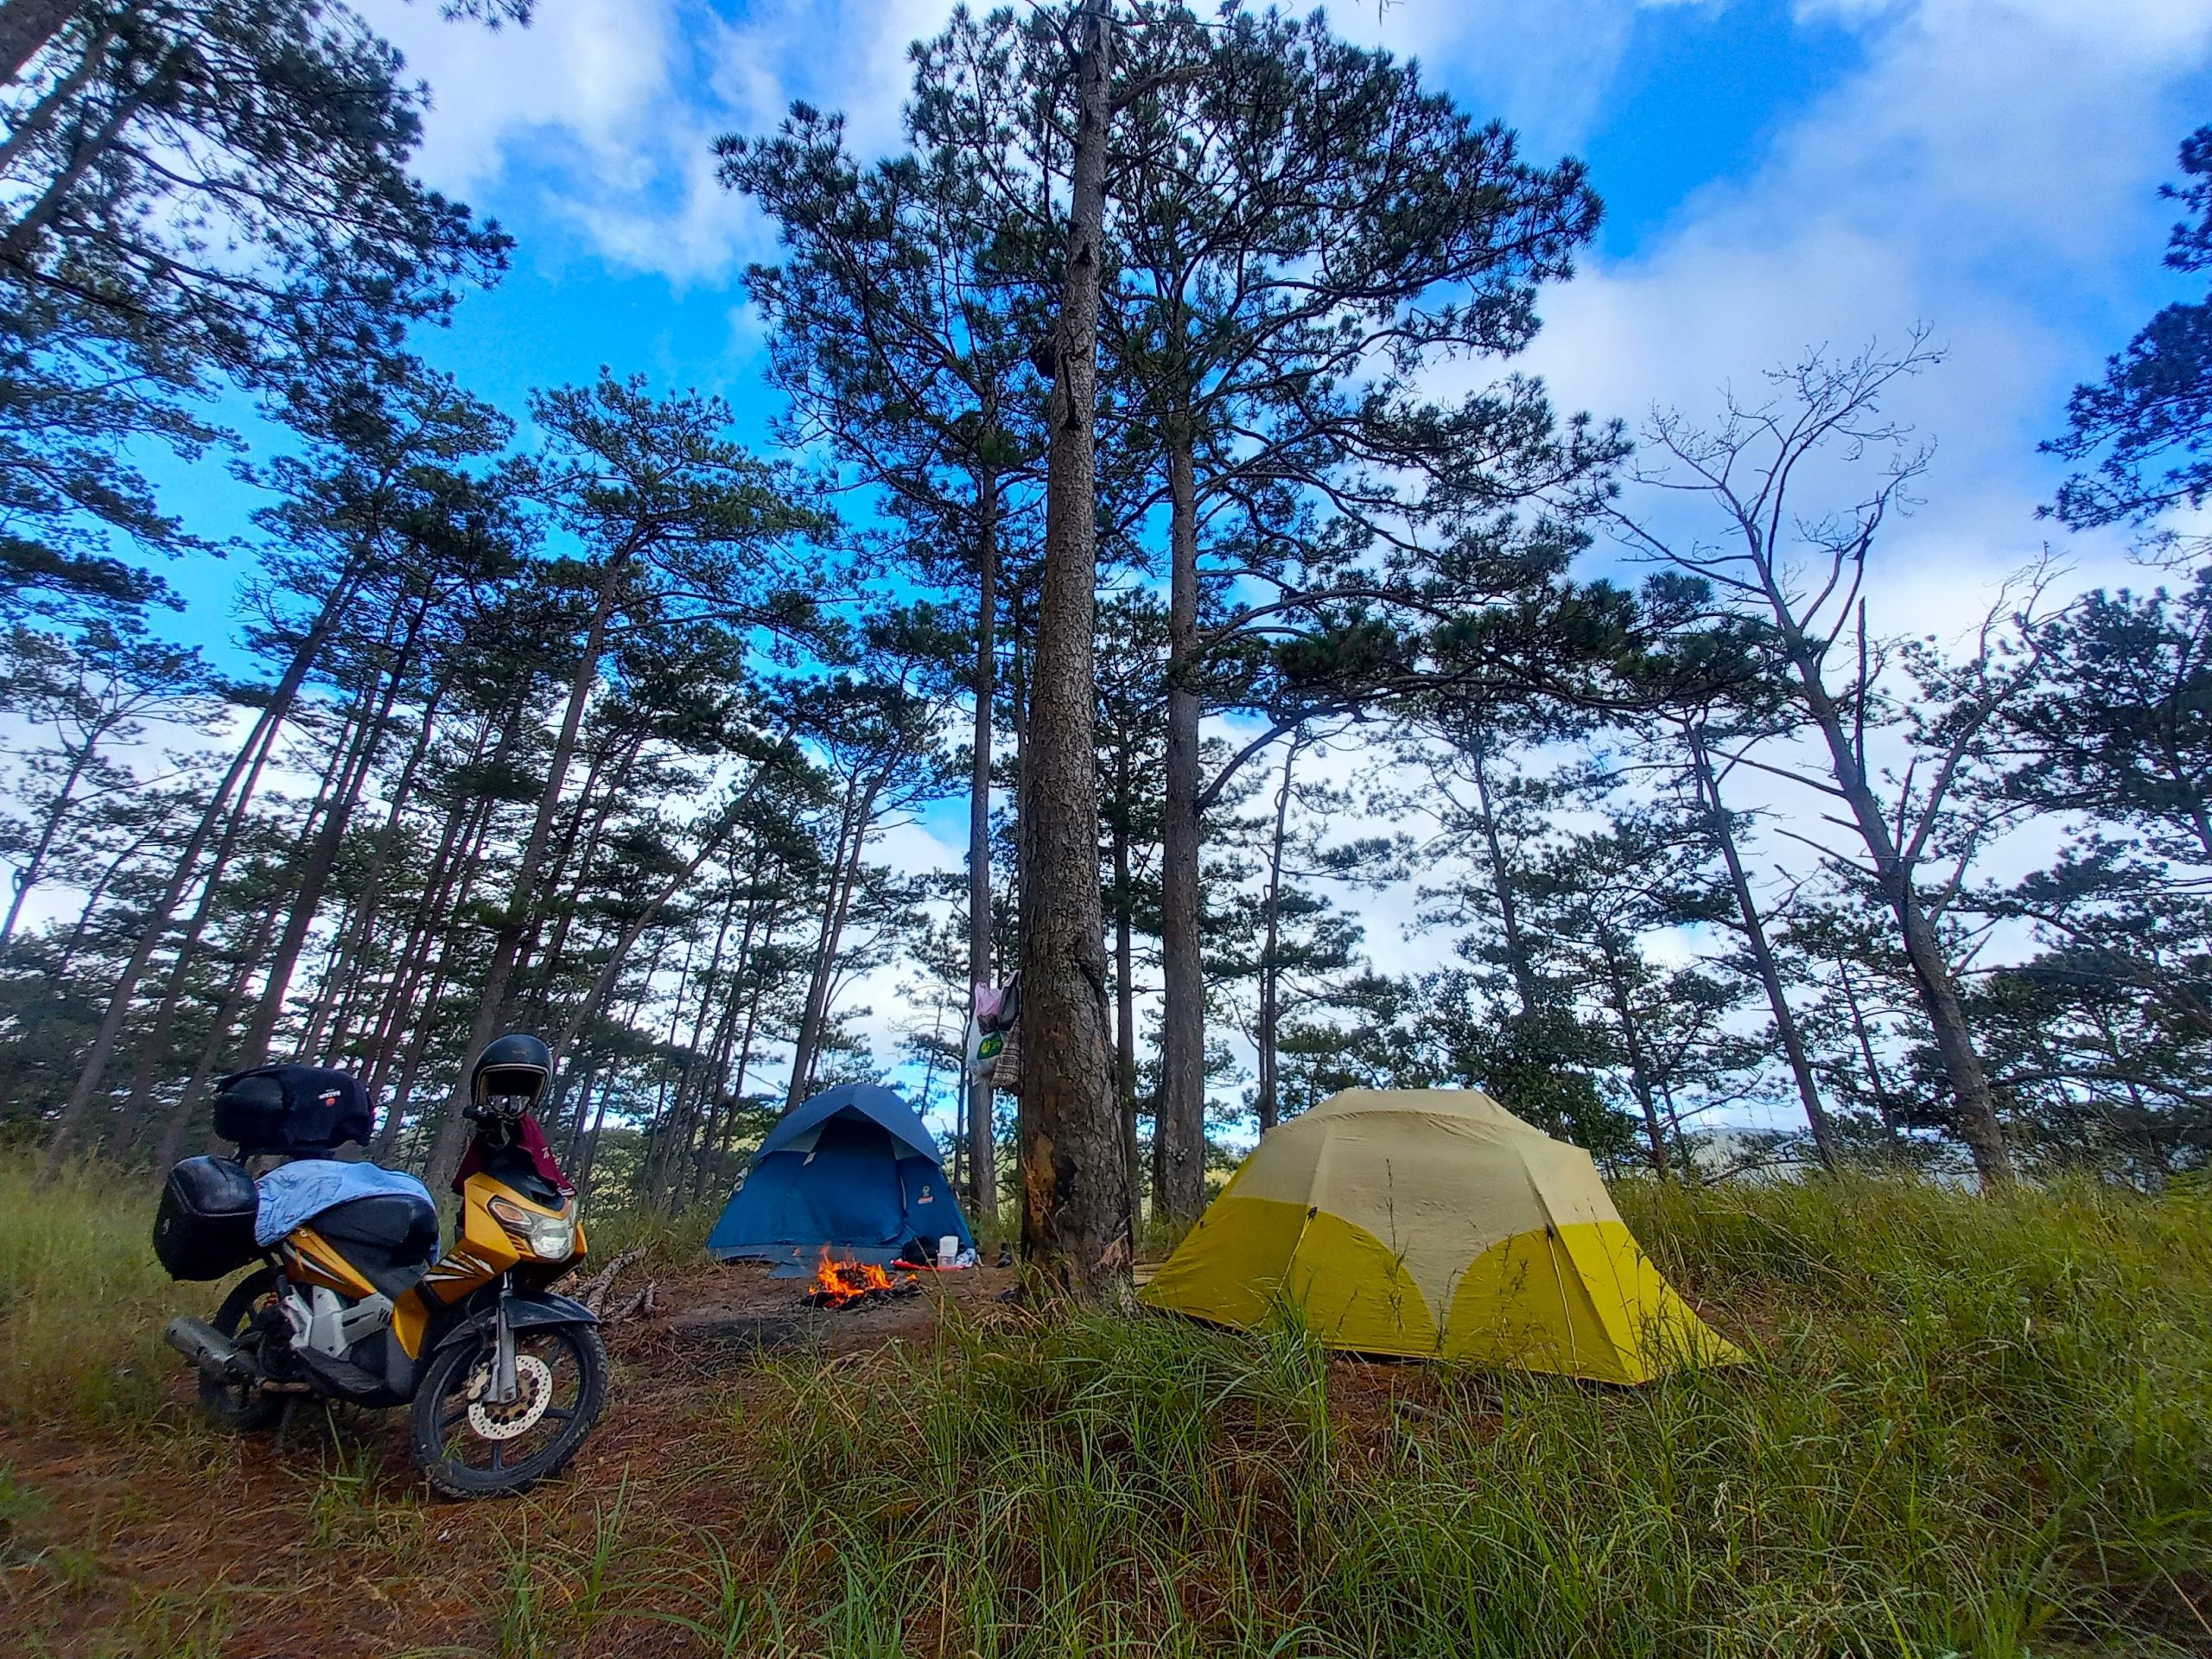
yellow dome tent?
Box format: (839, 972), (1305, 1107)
(1140, 1088), (1745, 1383)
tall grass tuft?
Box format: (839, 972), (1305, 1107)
(707, 1173), (2212, 1656)
(5, 1160), (2209, 1656)
(0, 1160), (200, 1427)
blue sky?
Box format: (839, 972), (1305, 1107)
(147, 0), (2212, 672)
(122, 0), (2212, 1132)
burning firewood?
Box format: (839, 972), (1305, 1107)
(803, 1249), (920, 1309)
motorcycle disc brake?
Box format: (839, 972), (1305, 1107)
(467, 1354), (555, 1440)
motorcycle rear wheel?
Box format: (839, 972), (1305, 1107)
(408, 1321), (606, 1499)
(200, 1268), (283, 1432)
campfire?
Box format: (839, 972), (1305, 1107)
(804, 1249), (922, 1310)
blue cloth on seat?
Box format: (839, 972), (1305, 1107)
(254, 1160), (437, 1249)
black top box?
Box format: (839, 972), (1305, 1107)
(213, 1065), (374, 1156)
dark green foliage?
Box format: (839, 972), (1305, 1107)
(2048, 123), (2212, 556)
(1974, 570), (2212, 1178)
(0, 0), (512, 619)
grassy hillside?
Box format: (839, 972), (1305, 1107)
(0, 1166), (2206, 1656)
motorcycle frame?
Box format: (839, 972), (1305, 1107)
(265, 1161), (594, 1408)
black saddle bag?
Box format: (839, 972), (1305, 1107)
(153, 1155), (259, 1281)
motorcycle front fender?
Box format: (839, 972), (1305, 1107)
(429, 1287), (599, 1355)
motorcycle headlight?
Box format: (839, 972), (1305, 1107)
(487, 1197), (577, 1260)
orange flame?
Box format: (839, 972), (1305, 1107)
(808, 1248), (913, 1307)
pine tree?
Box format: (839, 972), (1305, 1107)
(2047, 121), (2212, 563)
(1017, 0), (1129, 1299)
(720, 95), (1052, 1215)
(0, 1), (516, 617)
(1103, 3), (1613, 1223)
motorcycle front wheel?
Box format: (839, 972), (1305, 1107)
(408, 1321), (607, 1498)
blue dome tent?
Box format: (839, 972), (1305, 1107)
(705, 1082), (973, 1273)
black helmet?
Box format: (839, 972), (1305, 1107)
(471, 1033), (551, 1119)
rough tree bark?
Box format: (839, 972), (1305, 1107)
(1018, 0), (1130, 1300)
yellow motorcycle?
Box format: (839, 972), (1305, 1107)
(156, 1035), (606, 1497)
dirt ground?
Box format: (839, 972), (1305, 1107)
(0, 1255), (1039, 1658)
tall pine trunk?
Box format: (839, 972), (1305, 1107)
(1598, 936), (1670, 1176)
(1111, 746), (1140, 1234)
(117, 705), (289, 1137)
(966, 467), (1000, 1223)
(0, 0), (80, 88)
(1468, 735), (1540, 1017)
(1254, 735), (1300, 1134)
(424, 555), (628, 1193)
(1019, 0), (1130, 1299)
(310, 679), (448, 1061)
(784, 772), (883, 1110)
(1154, 434), (1206, 1221)
(1, 714), (105, 945)
(153, 902), (281, 1172)
(241, 609), (423, 1065)
(549, 777), (760, 1071)
(44, 573), (358, 1168)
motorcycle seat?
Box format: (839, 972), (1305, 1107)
(310, 1194), (442, 1298)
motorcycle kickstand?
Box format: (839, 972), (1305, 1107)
(274, 1398), (298, 1450)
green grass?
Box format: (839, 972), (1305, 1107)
(577, 1197), (720, 1267)
(0, 1160), (205, 1427)
(665, 1173), (2212, 1657)
(3, 1165), (2208, 1656)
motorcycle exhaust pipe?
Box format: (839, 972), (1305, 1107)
(165, 1316), (251, 1382)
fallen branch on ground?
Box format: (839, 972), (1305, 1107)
(569, 1247), (644, 1315)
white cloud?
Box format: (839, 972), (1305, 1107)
(1332, 0), (1645, 154)
(369, 0), (677, 194)
(363, 0), (959, 283)
(1520, 0), (2212, 647)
